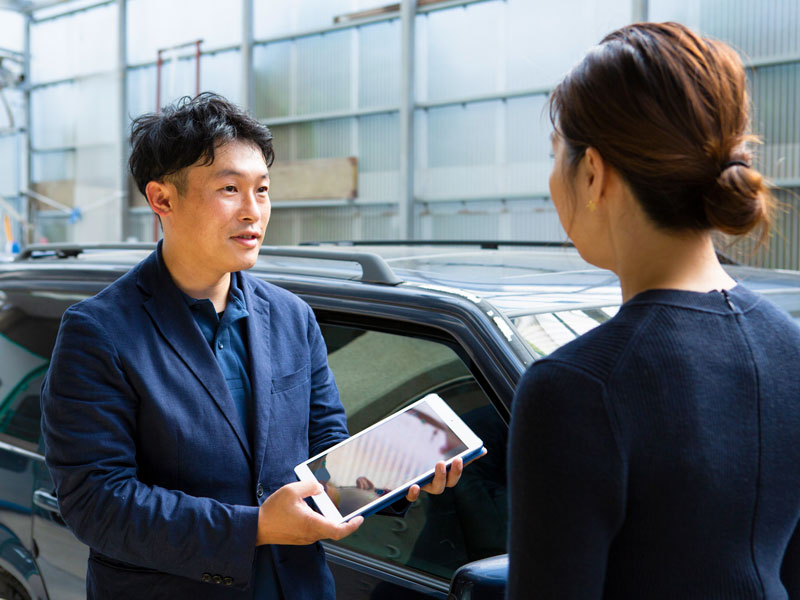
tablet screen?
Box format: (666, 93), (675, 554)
(307, 398), (468, 518)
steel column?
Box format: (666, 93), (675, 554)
(398, 0), (416, 240)
(118, 0), (129, 241)
(241, 0), (254, 112)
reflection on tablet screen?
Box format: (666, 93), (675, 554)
(308, 399), (467, 517)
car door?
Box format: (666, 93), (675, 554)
(306, 296), (516, 599)
(0, 285), (88, 600)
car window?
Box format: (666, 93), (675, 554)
(511, 307), (619, 357)
(320, 323), (508, 580)
(0, 290), (73, 449)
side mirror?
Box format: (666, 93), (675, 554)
(448, 554), (507, 600)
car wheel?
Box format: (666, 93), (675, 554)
(0, 568), (30, 600)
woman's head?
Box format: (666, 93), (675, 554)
(548, 22), (772, 239)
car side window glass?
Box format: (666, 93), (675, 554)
(320, 323), (508, 580)
(0, 290), (72, 449)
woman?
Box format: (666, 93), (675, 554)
(508, 22), (800, 599)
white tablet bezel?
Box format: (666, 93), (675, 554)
(294, 393), (484, 524)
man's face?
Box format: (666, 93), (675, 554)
(164, 140), (270, 280)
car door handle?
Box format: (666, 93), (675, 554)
(33, 489), (61, 515)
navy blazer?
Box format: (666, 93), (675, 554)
(41, 246), (349, 599)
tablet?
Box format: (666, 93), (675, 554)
(294, 394), (484, 523)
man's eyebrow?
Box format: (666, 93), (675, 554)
(211, 168), (269, 180)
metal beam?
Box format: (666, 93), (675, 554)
(241, 0), (254, 112)
(118, 0), (128, 241)
(22, 11), (32, 245)
(261, 105), (399, 127)
(398, 0), (416, 240)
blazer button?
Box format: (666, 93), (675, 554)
(223, 577), (234, 586)
(201, 573), (212, 583)
(256, 483), (264, 498)
(213, 575), (223, 585)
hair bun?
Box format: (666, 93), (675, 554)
(704, 161), (771, 236)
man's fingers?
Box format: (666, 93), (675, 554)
(406, 484), (420, 502)
(445, 457), (463, 487)
(289, 479), (325, 499)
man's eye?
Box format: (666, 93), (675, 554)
(258, 187), (269, 194)
(224, 185), (237, 192)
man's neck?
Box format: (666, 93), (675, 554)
(161, 241), (231, 312)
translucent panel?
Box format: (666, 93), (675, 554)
(650, 0), (799, 60)
(359, 113), (400, 203)
(0, 89), (25, 132)
(253, 41), (292, 119)
(417, 2), (502, 102)
(75, 74), (120, 148)
(750, 63), (800, 181)
(265, 204), (398, 245)
(127, 0), (243, 64)
(720, 188), (800, 271)
(127, 66), (157, 123)
(415, 198), (562, 242)
(254, 0), (391, 39)
(31, 83), (77, 149)
(417, 102), (500, 200)
(36, 213), (69, 244)
(295, 31), (351, 114)
(0, 9), (25, 52)
(30, 3), (117, 83)
(359, 20), (400, 109)
(201, 50), (242, 107)
(32, 151), (75, 183)
(505, 95), (553, 196)
(294, 118), (353, 160)
(505, 0), (630, 91)
(0, 135), (19, 196)
(130, 53), (243, 122)
(425, 102), (497, 168)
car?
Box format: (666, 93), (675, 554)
(1, 241), (799, 600)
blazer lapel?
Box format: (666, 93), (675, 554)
(137, 247), (252, 460)
(241, 274), (273, 480)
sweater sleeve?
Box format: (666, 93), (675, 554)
(507, 360), (626, 600)
(782, 518), (800, 597)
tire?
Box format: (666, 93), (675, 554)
(0, 569), (30, 600)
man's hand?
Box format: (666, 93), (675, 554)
(405, 449), (488, 502)
(256, 480), (363, 546)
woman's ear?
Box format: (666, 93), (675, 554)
(582, 147), (606, 205)
(145, 180), (174, 219)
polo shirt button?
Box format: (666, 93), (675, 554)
(213, 575), (223, 584)
(256, 483), (264, 498)
(201, 573), (212, 583)
(218, 342), (224, 349)
(223, 577), (234, 586)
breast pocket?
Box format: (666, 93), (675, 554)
(271, 364), (310, 394)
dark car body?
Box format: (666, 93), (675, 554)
(1, 242), (799, 600)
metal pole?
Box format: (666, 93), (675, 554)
(118, 0), (129, 241)
(631, 0), (648, 22)
(22, 12), (32, 245)
(398, 0), (416, 240)
(195, 40), (201, 96)
(241, 0), (254, 112)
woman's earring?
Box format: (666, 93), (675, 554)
(587, 199), (598, 212)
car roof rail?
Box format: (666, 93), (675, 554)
(16, 242), (156, 260)
(259, 246), (403, 286)
(300, 240), (576, 250)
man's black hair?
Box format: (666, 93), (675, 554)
(129, 92), (274, 195)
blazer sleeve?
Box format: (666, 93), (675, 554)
(40, 305), (259, 589)
(304, 304), (349, 458)
(507, 360), (626, 600)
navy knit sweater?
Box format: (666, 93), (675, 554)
(508, 285), (800, 599)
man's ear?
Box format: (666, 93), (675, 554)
(145, 180), (174, 219)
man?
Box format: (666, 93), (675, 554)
(40, 93), (463, 599)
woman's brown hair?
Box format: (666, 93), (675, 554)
(549, 22), (773, 239)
